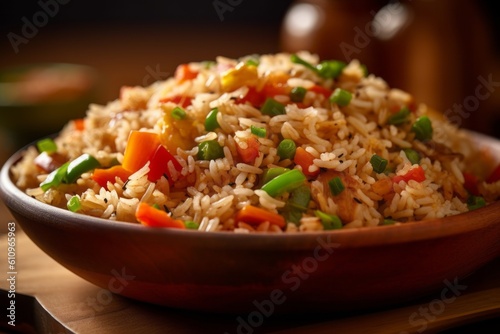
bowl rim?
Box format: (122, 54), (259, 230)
(1, 132), (500, 250)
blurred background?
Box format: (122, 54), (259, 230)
(0, 0), (499, 163)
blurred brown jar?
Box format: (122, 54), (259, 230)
(281, 0), (386, 74)
(281, 0), (499, 137)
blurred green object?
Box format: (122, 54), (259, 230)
(0, 63), (99, 150)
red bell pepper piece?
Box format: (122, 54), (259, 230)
(159, 95), (192, 108)
(393, 166), (426, 184)
(462, 171), (480, 196)
(148, 145), (183, 184)
(175, 64), (198, 83)
(236, 136), (260, 164)
(486, 164), (500, 183)
(74, 118), (85, 131)
(92, 165), (133, 188)
(236, 86), (266, 107)
(309, 85), (332, 99)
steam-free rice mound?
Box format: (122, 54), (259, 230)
(12, 52), (500, 232)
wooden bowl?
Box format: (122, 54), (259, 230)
(1, 133), (499, 314)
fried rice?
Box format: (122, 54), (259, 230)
(11, 52), (500, 232)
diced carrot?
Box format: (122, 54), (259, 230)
(74, 118), (85, 131)
(175, 64), (198, 83)
(122, 131), (161, 172)
(234, 205), (286, 228)
(92, 165), (133, 188)
(294, 147), (319, 177)
(236, 136), (260, 164)
(136, 202), (186, 229)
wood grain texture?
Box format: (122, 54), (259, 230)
(0, 231), (499, 334)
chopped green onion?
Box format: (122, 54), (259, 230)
(65, 154), (101, 184)
(202, 61), (216, 69)
(288, 185), (311, 211)
(67, 196), (81, 212)
(36, 138), (57, 153)
(290, 54), (317, 72)
(284, 185), (311, 225)
(205, 107), (220, 131)
(329, 88), (352, 107)
(277, 139), (297, 160)
(250, 125), (266, 138)
(412, 116), (433, 141)
(260, 167), (290, 186)
(197, 140), (224, 161)
(370, 154), (388, 174)
(245, 59), (259, 67)
(40, 162), (69, 191)
(291, 54), (346, 79)
(184, 220), (200, 229)
(467, 195), (486, 211)
(285, 210), (302, 226)
(261, 98), (286, 116)
(171, 106), (186, 120)
(316, 60), (346, 79)
(382, 219), (396, 225)
(152, 203), (161, 210)
(387, 107), (411, 125)
(40, 154), (100, 191)
(290, 86), (307, 102)
(328, 176), (345, 196)
(403, 149), (421, 165)
(315, 210), (342, 230)
(261, 169), (306, 197)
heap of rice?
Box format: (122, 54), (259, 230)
(12, 52), (500, 232)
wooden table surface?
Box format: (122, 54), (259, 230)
(0, 204), (499, 334)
